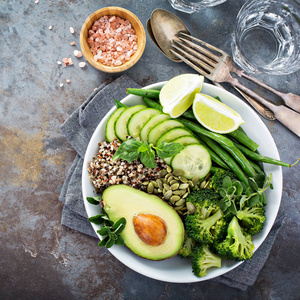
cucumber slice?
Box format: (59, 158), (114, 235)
(163, 135), (200, 165)
(115, 105), (146, 141)
(140, 113), (170, 141)
(147, 119), (184, 145)
(105, 107), (126, 142)
(171, 144), (211, 179)
(171, 135), (200, 146)
(127, 108), (161, 138)
(156, 127), (194, 147)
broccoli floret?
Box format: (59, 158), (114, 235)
(186, 189), (220, 218)
(191, 244), (222, 277)
(210, 169), (238, 192)
(186, 208), (227, 244)
(237, 205), (266, 235)
(185, 189), (227, 244)
(215, 216), (254, 261)
(178, 234), (196, 258)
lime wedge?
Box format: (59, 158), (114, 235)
(193, 93), (245, 133)
(159, 74), (204, 118)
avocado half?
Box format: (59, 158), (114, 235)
(102, 185), (185, 261)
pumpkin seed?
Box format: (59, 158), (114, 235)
(175, 198), (185, 206)
(164, 190), (173, 200)
(200, 181), (206, 189)
(169, 179), (178, 185)
(160, 170), (167, 177)
(204, 181), (210, 189)
(152, 181), (158, 188)
(178, 176), (188, 183)
(167, 166), (172, 173)
(179, 183), (189, 189)
(171, 183), (180, 190)
(189, 181), (194, 188)
(142, 181), (149, 186)
(192, 175), (200, 186)
(172, 190), (182, 195)
(180, 190), (186, 196)
(170, 195), (180, 202)
(157, 188), (163, 193)
(173, 169), (185, 176)
(163, 183), (170, 191)
(186, 202), (196, 214)
(182, 192), (189, 198)
(147, 182), (154, 193)
(153, 188), (158, 194)
(167, 176), (174, 183)
(156, 179), (163, 189)
(175, 205), (184, 211)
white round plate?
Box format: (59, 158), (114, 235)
(82, 81), (282, 283)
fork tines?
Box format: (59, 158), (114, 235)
(170, 32), (227, 77)
(178, 32), (225, 60)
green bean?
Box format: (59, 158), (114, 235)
(249, 160), (264, 174)
(114, 99), (127, 108)
(210, 166), (226, 174)
(200, 135), (249, 185)
(142, 97), (163, 111)
(182, 109), (195, 120)
(196, 136), (230, 170)
(180, 118), (256, 177)
(228, 130), (259, 152)
(233, 141), (298, 168)
(126, 88), (160, 98)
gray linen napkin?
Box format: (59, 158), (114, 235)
(59, 74), (285, 290)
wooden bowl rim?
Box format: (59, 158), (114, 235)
(80, 7), (146, 73)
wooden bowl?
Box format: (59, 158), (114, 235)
(80, 7), (146, 73)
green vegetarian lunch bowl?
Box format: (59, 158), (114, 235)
(82, 81), (283, 283)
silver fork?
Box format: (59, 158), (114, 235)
(177, 32), (300, 113)
(170, 33), (300, 137)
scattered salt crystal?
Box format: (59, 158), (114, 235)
(35, 0), (39, 3)
(68, 58), (73, 65)
(66, 79), (71, 83)
(59, 83), (64, 88)
(70, 41), (76, 46)
(70, 27), (75, 34)
(57, 61), (62, 65)
(73, 50), (83, 58)
(79, 62), (86, 68)
(49, 25), (53, 30)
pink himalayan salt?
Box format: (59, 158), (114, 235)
(87, 15), (138, 67)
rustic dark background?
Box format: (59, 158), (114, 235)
(1, 0), (299, 299)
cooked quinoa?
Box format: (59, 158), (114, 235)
(88, 139), (167, 193)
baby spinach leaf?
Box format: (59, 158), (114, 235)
(86, 195), (102, 205)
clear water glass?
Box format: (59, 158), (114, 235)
(232, 0), (300, 75)
(168, 0), (227, 14)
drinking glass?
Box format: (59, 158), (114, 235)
(167, 0), (227, 14)
(232, 0), (300, 75)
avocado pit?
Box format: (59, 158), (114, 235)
(133, 213), (167, 246)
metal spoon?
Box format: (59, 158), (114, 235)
(149, 9), (190, 62)
(147, 9), (275, 121)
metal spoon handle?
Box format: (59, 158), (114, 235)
(236, 69), (300, 113)
(230, 79), (300, 137)
(214, 82), (275, 121)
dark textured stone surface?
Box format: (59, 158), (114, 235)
(0, 0), (299, 299)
